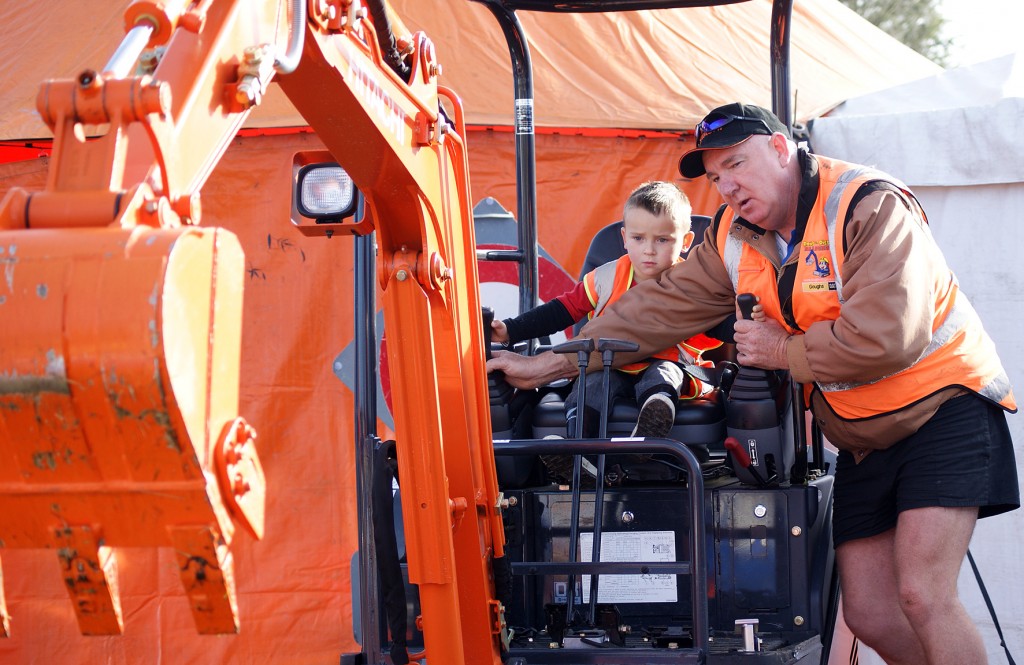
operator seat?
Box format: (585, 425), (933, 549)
(526, 215), (730, 482)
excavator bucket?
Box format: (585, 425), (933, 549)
(0, 224), (264, 635)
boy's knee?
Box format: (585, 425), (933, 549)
(637, 384), (675, 407)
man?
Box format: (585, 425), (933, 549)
(487, 102), (1019, 665)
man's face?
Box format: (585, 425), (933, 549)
(702, 134), (791, 232)
(620, 208), (690, 282)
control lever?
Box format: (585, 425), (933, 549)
(596, 339), (640, 362)
(483, 307), (516, 434)
(724, 436), (772, 486)
(718, 362), (738, 397)
(482, 306), (497, 360)
(725, 293), (786, 486)
(736, 292), (809, 483)
(552, 338), (597, 439)
(586, 338), (639, 626)
(737, 292), (757, 321)
(551, 337), (596, 627)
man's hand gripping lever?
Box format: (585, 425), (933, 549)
(486, 342), (578, 391)
(725, 294), (783, 487)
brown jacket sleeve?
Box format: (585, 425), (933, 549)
(576, 228), (737, 368)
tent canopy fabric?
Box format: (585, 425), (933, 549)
(0, 0), (940, 141)
(376, 0), (941, 129)
(0, 0), (944, 278)
(810, 52), (1024, 186)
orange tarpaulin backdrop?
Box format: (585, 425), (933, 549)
(0, 1), (939, 662)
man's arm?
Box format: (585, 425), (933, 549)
(486, 350), (577, 389)
(576, 236), (737, 367)
(486, 232), (739, 385)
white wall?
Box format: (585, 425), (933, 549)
(810, 62), (1024, 659)
(918, 182), (1024, 661)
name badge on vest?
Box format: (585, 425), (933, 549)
(801, 239), (837, 292)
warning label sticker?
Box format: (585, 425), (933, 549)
(515, 99), (534, 135)
(578, 530), (678, 603)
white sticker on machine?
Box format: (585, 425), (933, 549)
(515, 99), (534, 135)
(578, 530), (678, 604)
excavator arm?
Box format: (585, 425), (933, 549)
(0, 1), (505, 662)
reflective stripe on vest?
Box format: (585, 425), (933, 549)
(717, 154), (1016, 419)
(818, 294), (1016, 414)
(821, 164), (921, 303)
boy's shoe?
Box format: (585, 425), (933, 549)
(631, 393), (676, 439)
(540, 436), (598, 488)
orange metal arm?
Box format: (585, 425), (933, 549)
(277, 8), (507, 663)
(2, 0), (296, 230)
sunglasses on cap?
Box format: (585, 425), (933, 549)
(694, 113), (773, 145)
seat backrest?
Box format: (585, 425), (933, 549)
(577, 220), (625, 280)
(577, 214), (712, 281)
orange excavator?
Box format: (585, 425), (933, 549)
(0, 1), (841, 664)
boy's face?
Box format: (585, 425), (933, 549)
(621, 208), (692, 282)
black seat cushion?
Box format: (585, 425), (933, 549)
(531, 390), (725, 448)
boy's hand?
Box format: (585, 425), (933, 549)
(734, 293), (766, 322)
(490, 318), (510, 345)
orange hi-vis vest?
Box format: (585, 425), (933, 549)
(715, 155), (1016, 420)
(583, 255), (721, 397)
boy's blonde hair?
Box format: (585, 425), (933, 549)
(623, 181), (692, 234)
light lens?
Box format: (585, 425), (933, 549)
(300, 166), (355, 216)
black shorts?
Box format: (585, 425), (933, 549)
(832, 393), (1020, 548)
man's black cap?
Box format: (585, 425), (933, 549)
(678, 103), (790, 179)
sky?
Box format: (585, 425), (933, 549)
(940, 0), (1024, 67)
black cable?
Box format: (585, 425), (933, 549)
(366, 0), (411, 83)
(372, 440), (409, 665)
(967, 549), (1017, 665)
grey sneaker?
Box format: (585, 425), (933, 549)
(631, 393), (676, 439)
(540, 436), (599, 488)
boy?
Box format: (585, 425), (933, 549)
(491, 181), (721, 441)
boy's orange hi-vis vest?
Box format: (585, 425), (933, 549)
(583, 254), (721, 398)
